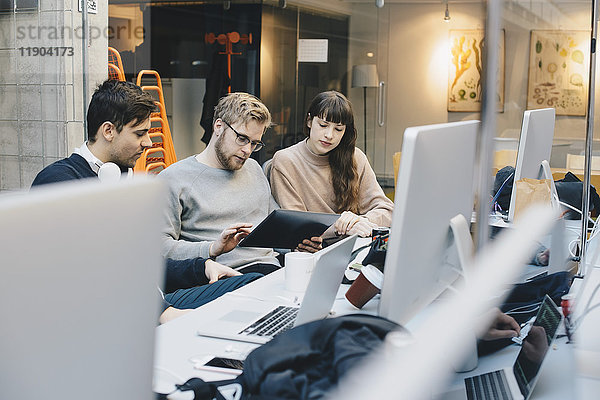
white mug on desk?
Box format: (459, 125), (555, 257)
(285, 252), (314, 292)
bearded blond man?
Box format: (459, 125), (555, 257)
(160, 92), (281, 276)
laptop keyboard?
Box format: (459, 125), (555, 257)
(465, 370), (514, 400)
(239, 305), (299, 337)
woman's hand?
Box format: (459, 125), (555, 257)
(347, 218), (377, 237)
(334, 211), (377, 237)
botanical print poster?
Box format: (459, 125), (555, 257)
(448, 30), (505, 112)
(527, 31), (588, 116)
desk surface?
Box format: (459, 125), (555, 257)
(153, 267), (379, 393)
(154, 269), (287, 389)
(434, 336), (576, 400)
(153, 261), (596, 399)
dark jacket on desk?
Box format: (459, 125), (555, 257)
(239, 314), (400, 399)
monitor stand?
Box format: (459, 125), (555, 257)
(541, 159), (560, 212)
(449, 214), (474, 278)
(448, 213), (478, 372)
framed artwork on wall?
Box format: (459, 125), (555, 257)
(527, 30), (589, 116)
(448, 29), (505, 113)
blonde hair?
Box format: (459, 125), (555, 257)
(213, 92), (272, 131)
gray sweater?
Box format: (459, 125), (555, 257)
(159, 155), (280, 269)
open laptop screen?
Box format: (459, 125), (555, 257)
(513, 295), (562, 398)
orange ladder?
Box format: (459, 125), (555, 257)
(108, 47), (125, 81)
(133, 70), (177, 173)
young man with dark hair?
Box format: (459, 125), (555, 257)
(32, 80), (156, 185)
(31, 80), (261, 323)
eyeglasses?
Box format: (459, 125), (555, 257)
(223, 120), (265, 152)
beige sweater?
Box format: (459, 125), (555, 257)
(270, 139), (394, 227)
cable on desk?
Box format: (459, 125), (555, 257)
(505, 301), (542, 315)
(556, 199), (596, 225)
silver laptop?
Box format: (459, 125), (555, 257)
(0, 179), (165, 400)
(464, 294), (562, 400)
(197, 234), (358, 344)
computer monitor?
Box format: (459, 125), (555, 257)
(508, 108), (556, 221)
(330, 206), (558, 400)
(378, 120), (479, 326)
(0, 178), (166, 400)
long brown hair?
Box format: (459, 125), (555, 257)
(304, 91), (359, 213)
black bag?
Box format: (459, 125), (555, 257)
(360, 233), (389, 271)
(492, 166), (515, 212)
(341, 233), (388, 284)
(555, 172), (600, 219)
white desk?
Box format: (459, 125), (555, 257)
(571, 267), (600, 400)
(153, 267), (379, 395)
(153, 265), (589, 399)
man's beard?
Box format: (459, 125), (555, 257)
(215, 134), (245, 170)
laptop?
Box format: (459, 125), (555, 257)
(197, 234), (358, 344)
(464, 294), (562, 400)
(0, 179), (165, 400)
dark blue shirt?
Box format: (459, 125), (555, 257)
(31, 154), (97, 187)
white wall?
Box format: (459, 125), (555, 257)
(0, 0), (107, 190)
(352, 1), (598, 179)
(366, 3), (483, 179)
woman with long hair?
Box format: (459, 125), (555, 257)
(270, 91), (393, 247)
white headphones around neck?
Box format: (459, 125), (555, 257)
(97, 162), (122, 183)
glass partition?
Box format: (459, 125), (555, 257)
(0, 0), (595, 197)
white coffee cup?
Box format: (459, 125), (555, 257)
(452, 332), (478, 372)
(284, 252), (314, 292)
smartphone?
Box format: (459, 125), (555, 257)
(192, 356), (244, 376)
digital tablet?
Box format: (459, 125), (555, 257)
(238, 209), (340, 249)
